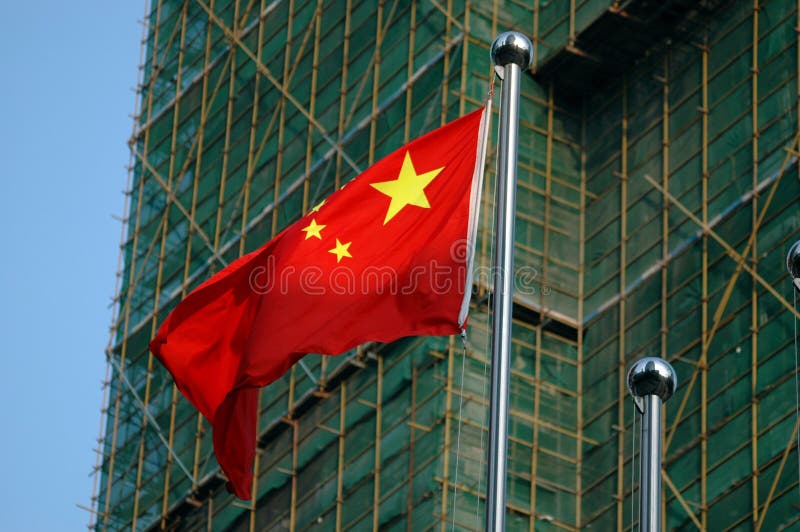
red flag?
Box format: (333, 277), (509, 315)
(150, 106), (490, 499)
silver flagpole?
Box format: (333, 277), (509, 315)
(788, 240), (800, 291)
(486, 31), (533, 532)
(627, 357), (678, 532)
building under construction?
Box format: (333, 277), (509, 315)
(91, 0), (800, 529)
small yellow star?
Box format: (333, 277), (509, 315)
(370, 151), (444, 224)
(301, 218), (326, 240)
(310, 199), (326, 213)
(328, 238), (352, 263)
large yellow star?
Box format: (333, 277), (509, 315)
(301, 218), (325, 240)
(328, 238), (352, 262)
(370, 151), (445, 224)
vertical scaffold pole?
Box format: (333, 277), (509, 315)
(627, 357), (678, 532)
(486, 31), (533, 532)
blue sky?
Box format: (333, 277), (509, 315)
(0, 2), (142, 529)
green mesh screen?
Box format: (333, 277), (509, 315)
(93, 0), (800, 530)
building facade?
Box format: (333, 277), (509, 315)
(92, 0), (800, 529)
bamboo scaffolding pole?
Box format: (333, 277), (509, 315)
(161, 371), (181, 525)
(271, 0), (293, 237)
(700, 38), (709, 531)
(750, 1), (760, 526)
(206, 495), (213, 531)
(369, 0), (384, 167)
(249, 443), (260, 532)
(458, 3), (470, 120)
(132, 3), (192, 524)
(529, 323), (544, 530)
(102, 2), (165, 527)
(569, 0), (575, 46)
(372, 354), (384, 531)
(616, 77), (628, 532)
(157, 3), (190, 526)
(660, 46), (670, 532)
(440, 337), (455, 530)
(239, 0), (266, 257)
(532, 0), (540, 74)
(335, 383), (346, 531)
(237, 0), (257, 29)
(211, 0), (240, 262)
(302, 0), (323, 240)
(290, 418), (299, 531)
(490, 0), (498, 40)
(190, 0), (216, 493)
(407, 364), (418, 532)
(335, 0), (353, 191)
(440, 0), (452, 125)
(403, 1), (415, 145)
(288, 364), (297, 420)
(576, 94), (587, 530)
(543, 82), (554, 302)
(529, 81), (555, 530)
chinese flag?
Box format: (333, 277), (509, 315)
(150, 106), (490, 499)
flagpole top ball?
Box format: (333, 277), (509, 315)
(787, 240), (800, 292)
(490, 31), (533, 77)
(627, 357), (677, 402)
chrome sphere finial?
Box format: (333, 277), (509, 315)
(490, 31), (533, 77)
(787, 240), (800, 292)
(627, 357), (678, 402)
